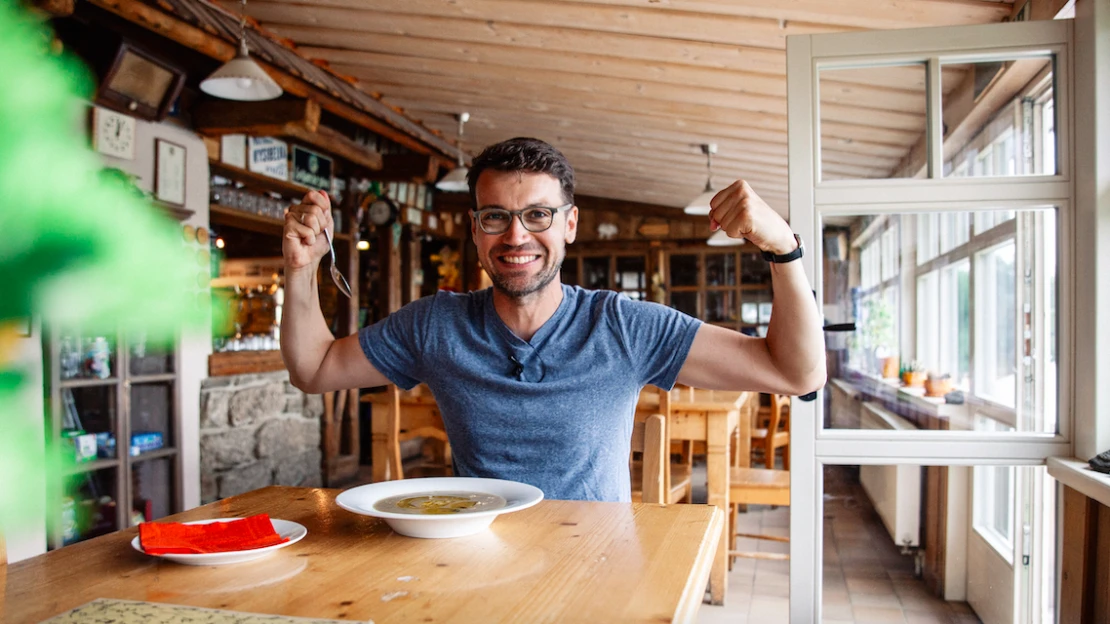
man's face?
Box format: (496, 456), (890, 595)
(471, 170), (578, 299)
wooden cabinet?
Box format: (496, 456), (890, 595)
(666, 248), (773, 334)
(43, 328), (182, 549)
(563, 252), (649, 300)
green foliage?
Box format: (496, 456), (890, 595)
(860, 297), (896, 355)
(0, 3), (205, 536)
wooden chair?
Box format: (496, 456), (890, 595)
(629, 413), (667, 504)
(750, 393), (790, 470)
(633, 387), (692, 504)
(728, 467), (790, 566)
(381, 384), (451, 481)
(322, 388), (359, 486)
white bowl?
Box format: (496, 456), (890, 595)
(335, 477), (544, 539)
(131, 518), (307, 565)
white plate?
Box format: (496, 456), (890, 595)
(131, 518), (307, 566)
(336, 477), (544, 539)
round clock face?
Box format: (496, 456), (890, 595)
(368, 198), (397, 226)
(95, 109), (136, 159)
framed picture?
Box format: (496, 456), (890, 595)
(155, 139), (187, 206)
(95, 42), (185, 121)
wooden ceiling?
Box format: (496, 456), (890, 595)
(223, 0), (1015, 216)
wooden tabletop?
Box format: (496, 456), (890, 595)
(4, 486), (724, 624)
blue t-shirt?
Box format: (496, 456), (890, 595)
(358, 285), (701, 501)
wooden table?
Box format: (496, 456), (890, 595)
(637, 388), (754, 606)
(4, 486), (724, 624)
(363, 386), (446, 482)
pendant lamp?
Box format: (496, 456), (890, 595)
(684, 143), (718, 215)
(200, 0), (283, 101)
(436, 112), (471, 192)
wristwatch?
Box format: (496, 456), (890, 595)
(761, 234), (804, 263)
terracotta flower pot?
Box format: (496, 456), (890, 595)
(881, 356), (900, 379)
(905, 372), (926, 387)
(924, 378), (952, 397)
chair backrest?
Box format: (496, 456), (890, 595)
(768, 393), (789, 433)
(631, 413), (667, 504)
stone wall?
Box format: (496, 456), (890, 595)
(199, 370), (323, 503)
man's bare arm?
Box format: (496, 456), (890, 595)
(676, 181), (825, 394)
(280, 191), (390, 393)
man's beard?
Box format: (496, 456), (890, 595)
(484, 250), (564, 300)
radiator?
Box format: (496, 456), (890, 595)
(859, 403), (922, 548)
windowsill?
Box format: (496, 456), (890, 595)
(1046, 457), (1110, 510)
(840, 370), (969, 422)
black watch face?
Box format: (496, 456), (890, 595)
(368, 199), (394, 225)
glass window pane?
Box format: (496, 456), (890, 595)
(823, 207), (1057, 433)
(615, 256), (646, 291)
(669, 254), (698, 287)
(669, 291), (698, 318)
(705, 291), (736, 324)
(974, 241), (1017, 408)
(820, 465), (1055, 623)
(818, 64), (927, 181)
(560, 256), (578, 287)
(942, 56), (1056, 178)
(704, 253), (736, 287)
(582, 257), (609, 290)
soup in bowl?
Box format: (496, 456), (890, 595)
(336, 477), (544, 538)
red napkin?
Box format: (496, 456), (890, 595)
(139, 514), (288, 555)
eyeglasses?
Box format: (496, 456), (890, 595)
(471, 203), (573, 234)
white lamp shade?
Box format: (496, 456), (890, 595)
(682, 189), (716, 215)
(435, 166), (470, 192)
(707, 229), (745, 247)
(201, 53), (283, 101)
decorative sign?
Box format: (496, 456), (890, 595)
(638, 222), (671, 238)
(405, 207), (424, 226)
(220, 134), (246, 168)
(292, 146), (333, 190)
(248, 137), (288, 180)
(155, 138), (186, 206)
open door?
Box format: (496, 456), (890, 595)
(786, 18), (1073, 623)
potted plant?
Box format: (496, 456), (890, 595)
(861, 298), (898, 378)
(901, 360), (926, 387)
(924, 372), (953, 397)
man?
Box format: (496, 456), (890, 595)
(281, 137), (824, 501)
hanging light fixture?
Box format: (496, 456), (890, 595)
(200, 0), (283, 101)
(684, 143), (718, 215)
(707, 229), (745, 247)
(436, 112), (470, 192)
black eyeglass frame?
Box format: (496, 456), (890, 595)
(470, 203), (574, 234)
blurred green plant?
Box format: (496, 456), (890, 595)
(0, 3), (206, 542)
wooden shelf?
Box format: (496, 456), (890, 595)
(209, 350), (286, 377)
(152, 200), (195, 222)
(209, 160), (308, 198)
(210, 204), (351, 241)
(59, 377), (120, 389)
(130, 373), (177, 384)
(63, 458), (120, 476)
(131, 447), (178, 464)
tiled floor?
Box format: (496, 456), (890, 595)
(696, 465), (982, 624)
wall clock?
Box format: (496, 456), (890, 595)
(367, 196), (399, 227)
(93, 106), (136, 160)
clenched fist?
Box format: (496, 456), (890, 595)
(708, 181), (798, 256)
(283, 190), (335, 272)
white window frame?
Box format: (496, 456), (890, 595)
(787, 19), (1075, 622)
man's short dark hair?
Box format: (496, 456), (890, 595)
(466, 137), (575, 207)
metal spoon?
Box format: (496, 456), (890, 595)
(321, 228), (352, 298)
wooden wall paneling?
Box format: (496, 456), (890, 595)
(1059, 486), (1096, 624)
(1095, 500), (1110, 624)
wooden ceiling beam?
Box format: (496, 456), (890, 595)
(341, 65), (925, 132)
(85, 0), (458, 165)
(192, 98), (382, 170)
(545, 0), (1012, 31)
(377, 153), (440, 183)
(384, 88), (920, 147)
(259, 18), (786, 74)
(242, 0), (845, 50)
(575, 195), (704, 222)
(193, 98), (322, 136)
(328, 53), (941, 115)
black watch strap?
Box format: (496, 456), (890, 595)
(761, 234), (804, 263)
